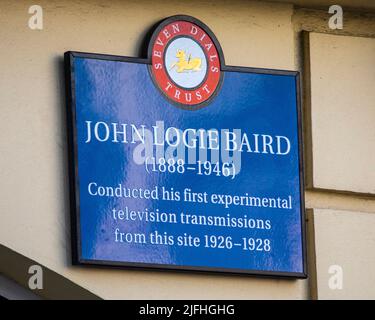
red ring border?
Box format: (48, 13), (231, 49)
(148, 16), (224, 110)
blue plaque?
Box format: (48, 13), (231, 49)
(65, 15), (306, 277)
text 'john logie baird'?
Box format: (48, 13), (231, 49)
(84, 120), (292, 174)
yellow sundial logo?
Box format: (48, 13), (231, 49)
(170, 50), (202, 73)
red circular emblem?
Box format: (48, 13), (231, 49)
(149, 16), (223, 109)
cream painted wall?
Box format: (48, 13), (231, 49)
(0, 0), (309, 299)
(272, 0), (375, 11)
(304, 28), (375, 299)
(313, 209), (375, 299)
(308, 33), (375, 194)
